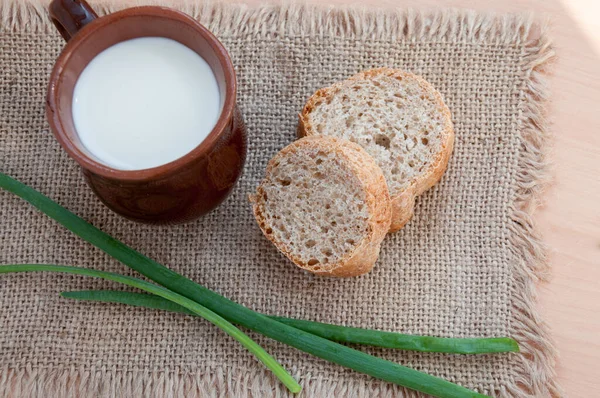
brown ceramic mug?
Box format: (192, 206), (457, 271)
(46, 0), (247, 224)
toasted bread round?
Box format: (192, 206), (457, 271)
(250, 136), (391, 277)
(298, 68), (454, 232)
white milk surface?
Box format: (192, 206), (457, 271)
(72, 37), (221, 170)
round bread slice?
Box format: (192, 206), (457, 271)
(298, 68), (454, 232)
(250, 136), (391, 277)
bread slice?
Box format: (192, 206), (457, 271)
(298, 68), (454, 232)
(250, 136), (391, 277)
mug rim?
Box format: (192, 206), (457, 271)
(46, 6), (237, 182)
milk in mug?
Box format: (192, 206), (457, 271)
(72, 37), (221, 171)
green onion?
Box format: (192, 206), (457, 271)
(270, 318), (519, 355)
(62, 290), (519, 354)
(0, 173), (489, 398)
(0, 264), (301, 394)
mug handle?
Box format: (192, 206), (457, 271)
(49, 0), (98, 42)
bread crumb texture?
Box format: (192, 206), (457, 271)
(304, 68), (451, 196)
(255, 139), (369, 272)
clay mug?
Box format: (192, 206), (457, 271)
(46, 0), (247, 224)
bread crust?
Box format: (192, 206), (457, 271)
(298, 68), (454, 232)
(250, 136), (392, 277)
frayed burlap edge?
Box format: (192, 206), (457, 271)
(505, 23), (560, 398)
(1, 363), (447, 397)
(0, 1), (558, 397)
(4, 0), (538, 44)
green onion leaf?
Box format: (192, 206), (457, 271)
(62, 290), (519, 354)
(0, 173), (490, 398)
(270, 318), (519, 355)
(0, 264), (301, 394)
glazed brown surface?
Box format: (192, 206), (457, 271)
(46, 0), (246, 223)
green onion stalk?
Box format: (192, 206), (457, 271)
(62, 289), (519, 354)
(0, 264), (300, 393)
(0, 173), (502, 398)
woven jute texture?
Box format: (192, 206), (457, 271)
(0, 1), (558, 397)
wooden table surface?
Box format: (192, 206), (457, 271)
(233, 0), (599, 395)
(38, 0), (600, 396)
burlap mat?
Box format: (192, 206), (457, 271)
(0, 1), (558, 397)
